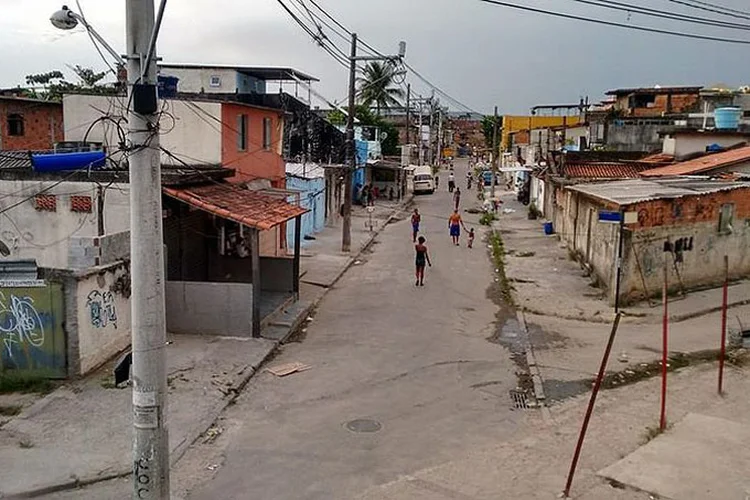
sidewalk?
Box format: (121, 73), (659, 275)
(0, 196), (413, 498)
(355, 355), (750, 500)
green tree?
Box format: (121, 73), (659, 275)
(325, 105), (399, 155)
(357, 62), (404, 116)
(481, 115), (501, 148)
(23, 65), (115, 101)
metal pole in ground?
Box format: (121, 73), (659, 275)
(660, 250), (669, 431)
(491, 106), (498, 201)
(614, 213), (624, 313)
(718, 255), (729, 394)
(126, 0), (170, 497)
(563, 313), (622, 498)
(341, 32), (357, 253)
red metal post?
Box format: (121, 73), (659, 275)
(563, 313), (622, 498)
(660, 253), (669, 431)
(718, 255), (728, 395)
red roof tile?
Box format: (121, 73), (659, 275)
(641, 146), (750, 177)
(564, 162), (649, 179)
(163, 183), (307, 230)
(640, 153), (675, 164)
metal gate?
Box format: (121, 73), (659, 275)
(0, 283), (67, 377)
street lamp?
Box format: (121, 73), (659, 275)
(50, 6), (124, 65)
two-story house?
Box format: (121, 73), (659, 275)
(0, 95), (63, 151)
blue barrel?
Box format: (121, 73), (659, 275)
(158, 75), (179, 98)
(31, 151), (106, 172)
(714, 107), (741, 129)
(544, 222), (554, 235)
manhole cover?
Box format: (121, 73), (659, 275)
(345, 418), (382, 433)
(510, 389), (531, 410)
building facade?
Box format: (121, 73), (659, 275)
(0, 96), (63, 151)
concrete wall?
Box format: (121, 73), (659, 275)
(260, 257), (295, 293)
(158, 67), (239, 94)
(0, 179), (130, 269)
(286, 174), (325, 249)
(74, 262), (131, 375)
(63, 94), (222, 165)
(165, 281), (252, 336)
(69, 231), (131, 269)
(606, 122), (665, 152)
(663, 134), (750, 159)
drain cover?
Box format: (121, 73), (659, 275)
(345, 418), (382, 433)
(510, 389), (530, 409)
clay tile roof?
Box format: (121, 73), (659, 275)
(641, 145), (750, 177)
(564, 162), (649, 179)
(640, 153), (675, 164)
(163, 183), (307, 230)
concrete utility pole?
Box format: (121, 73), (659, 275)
(417, 101), (424, 166)
(405, 83), (411, 148)
(341, 36), (405, 252)
(342, 32), (358, 253)
(491, 105), (499, 200)
(436, 106), (444, 165)
(127, 0), (170, 497)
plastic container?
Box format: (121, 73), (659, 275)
(158, 75), (179, 98)
(31, 151), (106, 172)
(543, 221), (554, 235)
(714, 107), (741, 130)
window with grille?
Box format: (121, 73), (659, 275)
(70, 195), (93, 213)
(263, 117), (272, 150)
(238, 114), (248, 151)
(34, 194), (56, 212)
(7, 113), (24, 136)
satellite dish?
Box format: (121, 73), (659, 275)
(0, 240), (10, 257)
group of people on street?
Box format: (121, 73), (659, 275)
(410, 166), (475, 287)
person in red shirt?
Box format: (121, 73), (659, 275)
(410, 208), (421, 243)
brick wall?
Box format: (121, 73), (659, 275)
(0, 99), (63, 150)
(629, 187), (750, 229)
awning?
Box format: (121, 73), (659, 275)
(499, 167), (533, 173)
(163, 183), (307, 230)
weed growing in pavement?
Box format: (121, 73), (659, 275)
(480, 212), (497, 226)
(641, 423), (671, 444)
(0, 372), (55, 395)
(489, 231), (515, 306)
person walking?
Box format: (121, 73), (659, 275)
(467, 228), (475, 248)
(448, 209), (465, 246)
(453, 187), (461, 211)
(448, 171), (455, 193)
(414, 236), (432, 286)
(411, 208), (421, 243)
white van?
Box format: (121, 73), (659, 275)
(412, 165), (435, 194)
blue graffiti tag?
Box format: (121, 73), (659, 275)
(86, 290), (118, 329)
(0, 292), (45, 358)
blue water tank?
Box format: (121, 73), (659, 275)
(158, 75), (179, 98)
(714, 107), (741, 130)
(31, 151), (106, 172)
(544, 222), (554, 235)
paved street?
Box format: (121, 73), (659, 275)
(179, 159), (524, 499)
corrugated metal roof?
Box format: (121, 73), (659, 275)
(0, 151), (33, 169)
(564, 162), (648, 179)
(568, 178), (750, 205)
(163, 183), (307, 230)
(641, 146), (750, 177)
(605, 86), (702, 96)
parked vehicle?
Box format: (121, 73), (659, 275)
(412, 165), (435, 194)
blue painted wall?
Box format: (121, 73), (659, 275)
(286, 175), (326, 250)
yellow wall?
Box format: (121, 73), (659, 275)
(502, 115), (582, 149)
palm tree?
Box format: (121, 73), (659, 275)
(357, 61), (404, 116)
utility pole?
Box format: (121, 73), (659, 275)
(418, 101), (424, 166)
(436, 106), (444, 166)
(405, 83), (411, 147)
(341, 35), (405, 252)
(491, 105), (499, 200)
(342, 32), (358, 253)
(127, 0), (170, 498)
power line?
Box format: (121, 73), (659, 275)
(663, 0), (750, 21)
(566, 0), (750, 30)
(478, 0), (750, 44)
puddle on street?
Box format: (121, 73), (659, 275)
(543, 378), (591, 402)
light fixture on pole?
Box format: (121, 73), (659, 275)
(50, 5), (124, 65)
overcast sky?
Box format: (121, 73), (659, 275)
(2, 0), (749, 114)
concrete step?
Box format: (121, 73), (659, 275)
(261, 299), (315, 343)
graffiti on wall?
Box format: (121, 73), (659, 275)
(0, 292), (45, 358)
(87, 290), (118, 329)
(0, 285), (65, 375)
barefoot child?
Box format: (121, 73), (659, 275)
(467, 228), (475, 248)
(411, 208), (421, 243)
(414, 236), (432, 286)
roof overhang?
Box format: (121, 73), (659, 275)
(159, 63), (319, 82)
(163, 183), (307, 230)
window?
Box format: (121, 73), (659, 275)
(7, 113), (24, 136)
(209, 75), (221, 87)
(263, 117), (272, 151)
(719, 203), (734, 234)
(237, 114), (248, 151)
(630, 94), (656, 109)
